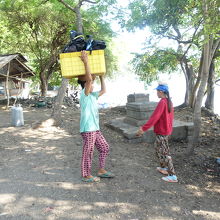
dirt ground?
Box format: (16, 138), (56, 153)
(0, 104), (219, 220)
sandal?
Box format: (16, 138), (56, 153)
(157, 167), (168, 175)
(97, 171), (115, 178)
(162, 175), (178, 183)
(82, 176), (100, 183)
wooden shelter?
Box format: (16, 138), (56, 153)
(0, 53), (35, 107)
(0, 53), (34, 81)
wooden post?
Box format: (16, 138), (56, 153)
(14, 73), (23, 105)
(5, 62), (10, 110)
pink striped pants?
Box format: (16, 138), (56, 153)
(81, 131), (109, 177)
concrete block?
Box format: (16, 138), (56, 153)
(126, 102), (158, 112)
(187, 136), (194, 143)
(107, 118), (128, 132)
(106, 117), (194, 144)
(106, 94), (194, 144)
(124, 117), (147, 126)
(187, 126), (194, 136)
(126, 109), (152, 120)
(127, 93), (149, 103)
(171, 126), (188, 140)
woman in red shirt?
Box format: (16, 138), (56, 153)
(136, 83), (178, 183)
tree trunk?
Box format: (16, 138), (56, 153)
(187, 35), (220, 155)
(205, 39), (220, 111)
(39, 54), (58, 96)
(193, 48), (209, 139)
(180, 60), (190, 107)
(180, 58), (195, 108)
(188, 43), (210, 155)
(205, 61), (215, 111)
(188, 19), (213, 155)
(5, 63), (10, 109)
(189, 55), (203, 109)
(52, 0), (84, 124)
(187, 65), (196, 107)
(75, 6), (83, 33)
(39, 68), (48, 96)
(40, 77), (48, 97)
(187, 0), (211, 154)
(51, 78), (69, 125)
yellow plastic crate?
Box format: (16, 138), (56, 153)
(59, 50), (106, 79)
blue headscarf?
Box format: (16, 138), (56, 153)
(155, 84), (169, 93)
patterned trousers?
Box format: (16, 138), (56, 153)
(81, 130), (109, 177)
(154, 135), (175, 175)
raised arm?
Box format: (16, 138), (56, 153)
(80, 51), (93, 96)
(99, 75), (106, 97)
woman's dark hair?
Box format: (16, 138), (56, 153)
(77, 79), (86, 89)
(164, 91), (172, 113)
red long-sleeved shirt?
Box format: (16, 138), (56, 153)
(141, 98), (174, 135)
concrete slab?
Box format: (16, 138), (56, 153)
(107, 93), (194, 143)
(106, 117), (194, 143)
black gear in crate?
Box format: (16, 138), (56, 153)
(62, 31), (86, 53)
(62, 31), (106, 53)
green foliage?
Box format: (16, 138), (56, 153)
(0, 0), (118, 88)
(122, 0), (220, 87)
(125, 0), (189, 34)
(132, 48), (179, 84)
(187, 0), (220, 39)
(56, 0), (119, 78)
(81, 3), (118, 77)
(48, 70), (63, 87)
(0, 0), (73, 87)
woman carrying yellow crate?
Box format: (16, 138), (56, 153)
(78, 51), (114, 183)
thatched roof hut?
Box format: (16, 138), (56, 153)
(0, 53), (35, 81)
(0, 53), (35, 108)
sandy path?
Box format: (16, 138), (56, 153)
(0, 107), (219, 220)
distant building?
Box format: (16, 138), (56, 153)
(0, 53), (35, 99)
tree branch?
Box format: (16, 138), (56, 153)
(180, 23), (202, 60)
(165, 35), (192, 44)
(38, 0), (50, 6)
(166, 18), (203, 46)
(58, 0), (77, 13)
(172, 24), (181, 39)
(58, 0), (97, 11)
(210, 38), (220, 61)
(215, 78), (220, 86)
(82, 0), (97, 4)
